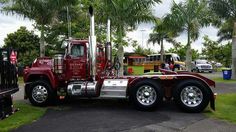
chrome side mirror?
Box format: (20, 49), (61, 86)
(61, 40), (69, 48)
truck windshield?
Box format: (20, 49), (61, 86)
(71, 45), (84, 57)
(172, 54), (180, 61)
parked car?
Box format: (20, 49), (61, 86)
(192, 59), (213, 73)
(215, 62), (223, 67)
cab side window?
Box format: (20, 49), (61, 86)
(71, 45), (84, 57)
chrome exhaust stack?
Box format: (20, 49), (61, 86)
(105, 19), (112, 67)
(89, 6), (97, 80)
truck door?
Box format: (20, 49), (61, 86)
(65, 44), (88, 80)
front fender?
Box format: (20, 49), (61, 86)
(23, 67), (57, 89)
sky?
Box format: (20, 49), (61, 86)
(0, 14), (35, 46)
(0, 0), (219, 53)
(126, 0), (219, 53)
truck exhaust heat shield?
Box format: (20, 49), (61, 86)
(105, 19), (112, 63)
(89, 6), (97, 80)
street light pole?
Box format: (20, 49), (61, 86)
(140, 29), (146, 47)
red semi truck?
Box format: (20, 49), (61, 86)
(23, 7), (216, 112)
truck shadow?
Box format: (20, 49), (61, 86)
(54, 98), (183, 113)
(15, 99), (205, 132)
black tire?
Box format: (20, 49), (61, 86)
(209, 71), (212, 73)
(129, 80), (163, 111)
(197, 69), (200, 73)
(28, 80), (56, 106)
(173, 80), (210, 113)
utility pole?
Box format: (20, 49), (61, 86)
(140, 29), (146, 47)
(67, 6), (71, 39)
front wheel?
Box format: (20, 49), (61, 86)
(130, 80), (163, 111)
(174, 80), (210, 113)
(28, 80), (55, 106)
(197, 69), (200, 73)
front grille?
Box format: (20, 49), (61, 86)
(201, 65), (211, 69)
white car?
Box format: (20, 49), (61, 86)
(215, 62), (223, 67)
(192, 59), (213, 73)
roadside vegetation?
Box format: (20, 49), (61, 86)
(206, 94), (236, 124)
(0, 102), (46, 132)
(18, 77), (24, 84)
(212, 78), (236, 83)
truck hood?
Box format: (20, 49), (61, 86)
(31, 57), (53, 68)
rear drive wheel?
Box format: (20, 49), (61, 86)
(130, 80), (163, 110)
(28, 80), (55, 106)
(174, 80), (210, 113)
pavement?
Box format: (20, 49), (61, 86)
(13, 84), (24, 101)
(13, 99), (236, 132)
(199, 72), (236, 94)
(12, 72), (236, 132)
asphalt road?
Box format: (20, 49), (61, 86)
(199, 72), (236, 94)
(14, 99), (236, 132)
(199, 72), (222, 79)
(13, 72), (236, 132)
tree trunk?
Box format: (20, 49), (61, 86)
(40, 25), (45, 57)
(232, 22), (236, 79)
(186, 29), (192, 72)
(160, 40), (164, 63)
(117, 27), (124, 76)
(117, 45), (124, 76)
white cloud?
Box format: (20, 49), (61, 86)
(0, 14), (35, 47)
(0, 0), (220, 54)
(126, 0), (220, 53)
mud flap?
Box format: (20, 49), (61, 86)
(210, 93), (215, 111)
(24, 82), (32, 99)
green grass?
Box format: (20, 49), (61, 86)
(212, 77), (236, 83)
(0, 102), (46, 132)
(205, 94), (236, 124)
(18, 77), (24, 85)
(128, 66), (144, 75)
(215, 67), (229, 72)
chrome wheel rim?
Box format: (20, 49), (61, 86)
(32, 85), (48, 103)
(180, 86), (203, 107)
(136, 85), (157, 106)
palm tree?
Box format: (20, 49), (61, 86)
(209, 0), (236, 79)
(217, 19), (234, 43)
(96, 0), (161, 75)
(1, 0), (76, 57)
(98, 0), (161, 45)
(148, 19), (176, 63)
(164, 0), (210, 71)
(134, 45), (155, 56)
